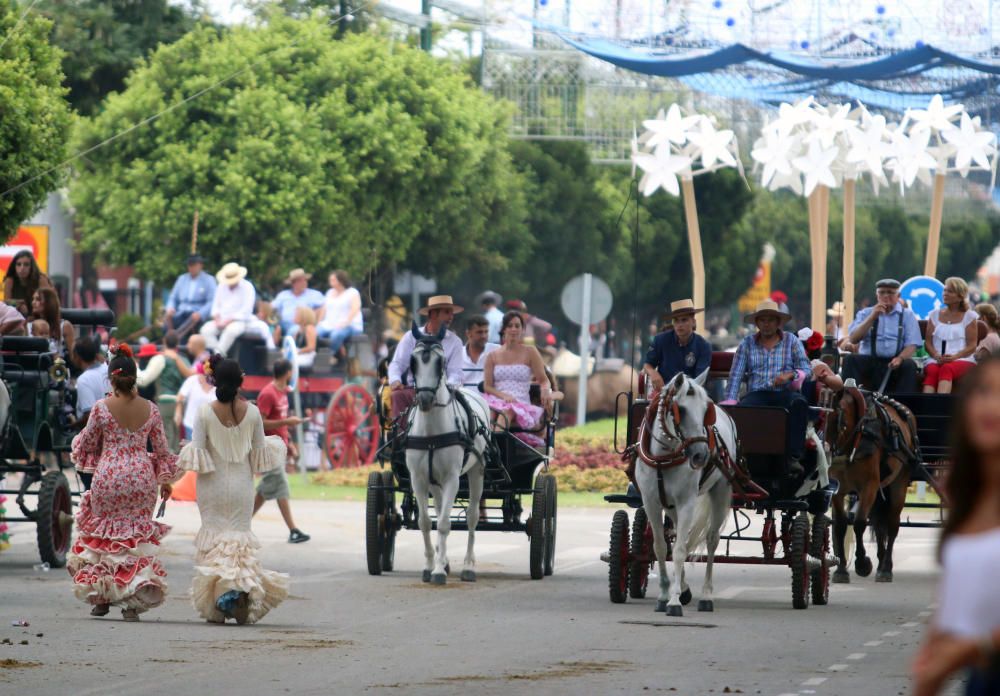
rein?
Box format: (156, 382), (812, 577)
(831, 389), (922, 488)
(635, 387), (714, 470)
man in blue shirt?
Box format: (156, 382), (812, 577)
(272, 268), (325, 337)
(724, 299), (812, 471)
(841, 278), (921, 393)
(642, 298), (712, 393)
(164, 254), (216, 336)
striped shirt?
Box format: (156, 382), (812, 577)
(725, 331), (811, 401)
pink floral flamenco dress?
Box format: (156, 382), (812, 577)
(178, 402), (289, 624)
(483, 364), (546, 447)
(67, 400), (179, 615)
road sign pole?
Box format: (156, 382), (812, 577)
(576, 273), (592, 426)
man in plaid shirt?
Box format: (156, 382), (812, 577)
(723, 300), (812, 473)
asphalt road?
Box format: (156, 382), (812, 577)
(1, 493), (953, 696)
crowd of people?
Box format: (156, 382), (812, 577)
(0, 250), (77, 359)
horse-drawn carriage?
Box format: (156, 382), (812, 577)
(365, 329), (559, 582)
(604, 353), (839, 612)
(0, 309), (116, 568)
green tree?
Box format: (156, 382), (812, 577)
(36, 0), (206, 116)
(70, 18), (527, 288)
(0, 0), (73, 238)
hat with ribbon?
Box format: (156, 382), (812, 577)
(216, 262), (248, 287)
(744, 299), (791, 324)
(418, 295), (464, 316)
(284, 268), (312, 285)
(665, 298), (704, 320)
(827, 301), (846, 318)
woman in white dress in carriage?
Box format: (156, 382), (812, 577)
(178, 355), (289, 624)
(482, 311), (553, 447)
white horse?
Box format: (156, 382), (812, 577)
(634, 372), (736, 616)
(406, 325), (491, 585)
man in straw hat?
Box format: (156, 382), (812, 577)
(272, 268), (324, 338)
(201, 262), (257, 357)
(724, 299), (812, 474)
(164, 253), (216, 337)
(642, 298), (712, 393)
(387, 295), (466, 418)
(840, 278), (921, 393)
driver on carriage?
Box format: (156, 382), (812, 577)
(387, 295), (466, 420)
(642, 298), (712, 394)
(723, 299), (812, 476)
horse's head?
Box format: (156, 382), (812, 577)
(827, 382), (867, 455)
(410, 322), (447, 412)
(660, 373), (717, 468)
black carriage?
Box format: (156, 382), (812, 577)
(365, 384), (559, 580)
(604, 352), (837, 610)
(0, 309), (116, 568)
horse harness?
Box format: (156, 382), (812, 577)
(404, 388), (493, 486)
(630, 386), (759, 508)
(834, 387), (921, 488)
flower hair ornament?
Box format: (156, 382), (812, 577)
(204, 353), (223, 385)
(108, 340), (134, 359)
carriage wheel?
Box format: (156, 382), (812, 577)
(629, 507), (650, 599)
(365, 472), (384, 575)
(790, 512), (811, 610)
(380, 470), (397, 573)
(529, 475), (548, 580)
(543, 474), (557, 576)
(326, 385), (379, 468)
(36, 470), (72, 568)
(608, 510), (630, 604)
(810, 514), (831, 606)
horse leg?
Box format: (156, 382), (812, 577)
(665, 499), (696, 617)
(645, 499), (671, 614)
(853, 480), (877, 578)
(462, 464), (484, 582)
(876, 473), (908, 583)
(432, 469), (461, 585)
(831, 492), (850, 583)
(698, 481), (730, 613)
(409, 458), (435, 583)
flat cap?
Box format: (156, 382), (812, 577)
(876, 278), (901, 290)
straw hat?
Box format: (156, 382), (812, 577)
(216, 262), (247, 287)
(418, 295), (464, 316)
(827, 301), (846, 318)
(284, 268), (312, 285)
(744, 299), (791, 324)
(665, 298), (704, 319)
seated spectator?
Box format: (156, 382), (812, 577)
(317, 270), (363, 354)
(164, 253), (216, 336)
(247, 299), (278, 349)
(0, 303), (25, 335)
(796, 328), (843, 414)
(4, 250), (52, 316)
(273, 268), (324, 338)
(841, 279), (921, 393)
(462, 314), (499, 388)
(975, 303), (1000, 360)
(201, 263), (256, 357)
(30, 318), (48, 338)
(292, 306), (318, 369)
(30, 288), (75, 360)
(923, 277), (978, 394)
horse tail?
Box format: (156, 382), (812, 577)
(685, 493), (714, 552)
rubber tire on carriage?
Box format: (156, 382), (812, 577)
(543, 474), (557, 577)
(790, 511), (811, 610)
(365, 471), (385, 575)
(36, 470), (72, 569)
(629, 506), (650, 599)
(529, 474), (548, 580)
(608, 509), (630, 604)
(380, 470), (397, 573)
(810, 514), (831, 606)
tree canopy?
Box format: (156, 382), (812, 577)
(70, 17), (527, 287)
(0, 0), (72, 238)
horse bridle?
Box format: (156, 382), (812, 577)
(410, 340), (453, 407)
(636, 385), (717, 470)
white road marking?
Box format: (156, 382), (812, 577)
(846, 653), (866, 660)
(801, 677), (828, 685)
(901, 621), (919, 627)
(828, 664), (848, 671)
(883, 630), (901, 636)
(918, 610), (932, 617)
(864, 640), (883, 647)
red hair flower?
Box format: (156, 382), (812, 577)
(109, 340), (133, 359)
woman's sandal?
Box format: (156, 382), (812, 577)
(121, 608), (139, 622)
(90, 603), (110, 617)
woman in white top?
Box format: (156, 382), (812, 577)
(912, 356), (1000, 696)
(316, 270), (363, 354)
(175, 365), (216, 440)
(923, 277), (979, 394)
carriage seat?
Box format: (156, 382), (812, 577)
(709, 351), (734, 381)
(721, 404), (796, 491)
(1, 336), (53, 388)
(229, 334), (268, 374)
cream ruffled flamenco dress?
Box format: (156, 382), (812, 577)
(179, 402), (289, 624)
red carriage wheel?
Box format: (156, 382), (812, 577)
(326, 385), (379, 468)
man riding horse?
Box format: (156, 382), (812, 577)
(387, 295), (466, 419)
(642, 299), (712, 394)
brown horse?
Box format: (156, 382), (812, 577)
(544, 348), (638, 419)
(825, 385), (920, 583)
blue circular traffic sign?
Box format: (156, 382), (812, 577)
(899, 275), (944, 320)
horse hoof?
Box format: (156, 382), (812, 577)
(422, 570), (431, 583)
(832, 570), (851, 584)
(445, 563), (451, 575)
(875, 570), (893, 583)
(665, 605), (683, 617)
(855, 557), (873, 577)
(697, 600), (714, 613)
(680, 588), (692, 606)
(655, 600), (667, 613)
(461, 570), (476, 583)
(431, 573), (447, 585)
